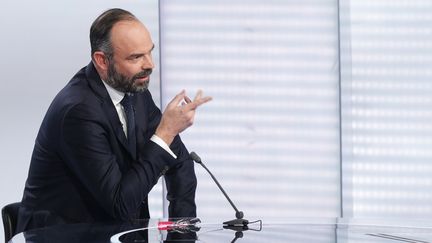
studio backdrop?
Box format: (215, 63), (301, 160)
(158, 0), (432, 220)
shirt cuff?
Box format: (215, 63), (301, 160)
(150, 135), (177, 159)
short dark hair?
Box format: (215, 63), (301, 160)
(90, 8), (137, 60)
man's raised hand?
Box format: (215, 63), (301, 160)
(155, 90), (212, 145)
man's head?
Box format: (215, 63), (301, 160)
(90, 8), (154, 93)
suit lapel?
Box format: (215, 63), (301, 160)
(85, 62), (136, 159)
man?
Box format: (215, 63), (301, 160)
(17, 8), (211, 232)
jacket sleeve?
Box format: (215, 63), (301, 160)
(145, 91), (198, 218)
(166, 136), (197, 218)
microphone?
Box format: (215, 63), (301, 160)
(189, 152), (249, 227)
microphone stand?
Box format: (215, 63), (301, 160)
(189, 152), (249, 227)
(231, 231), (244, 243)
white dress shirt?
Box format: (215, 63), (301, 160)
(102, 81), (177, 158)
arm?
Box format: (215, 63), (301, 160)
(165, 136), (197, 217)
(145, 91), (198, 217)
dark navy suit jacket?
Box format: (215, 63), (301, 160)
(17, 62), (197, 232)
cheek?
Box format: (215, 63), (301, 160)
(125, 63), (143, 76)
(116, 63), (141, 77)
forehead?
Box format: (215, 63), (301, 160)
(110, 20), (153, 56)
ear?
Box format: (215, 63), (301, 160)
(92, 51), (109, 72)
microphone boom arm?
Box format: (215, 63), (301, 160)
(199, 160), (243, 219)
(189, 152), (248, 227)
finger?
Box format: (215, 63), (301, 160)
(184, 96), (212, 111)
(179, 96), (191, 107)
(183, 90), (204, 110)
(184, 96), (192, 104)
(168, 90), (186, 108)
(195, 96), (212, 107)
(193, 90), (203, 102)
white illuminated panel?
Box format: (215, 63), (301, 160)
(341, 0), (432, 218)
(160, 0), (341, 219)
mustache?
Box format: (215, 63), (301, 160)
(133, 69), (152, 80)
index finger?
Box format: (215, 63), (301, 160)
(193, 90), (203, 102)
(185, 95), (212, 111)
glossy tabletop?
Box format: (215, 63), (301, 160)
(9, 217), (432, 242)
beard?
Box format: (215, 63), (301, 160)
(105, 60), (152, 93)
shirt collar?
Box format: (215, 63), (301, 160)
(102, 80), (125, 106)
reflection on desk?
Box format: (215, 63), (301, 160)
(10, 218), (432, 243)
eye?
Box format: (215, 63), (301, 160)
(127, 55), (142, 62)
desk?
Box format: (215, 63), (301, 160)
(10, 218), (432, 242)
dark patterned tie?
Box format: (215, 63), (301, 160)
(121, 94), (136, 156)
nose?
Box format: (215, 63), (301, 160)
(142, 53), (154, 70)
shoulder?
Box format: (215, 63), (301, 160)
(47, 73), (104, 124)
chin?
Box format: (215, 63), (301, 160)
(132, 84), (149, 93)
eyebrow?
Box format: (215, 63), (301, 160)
(128, 44), (155, 59)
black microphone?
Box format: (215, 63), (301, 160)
(189, 152), (249, 227)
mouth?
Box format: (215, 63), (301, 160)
(133, 69), (152, 85)
(136, 75), (149, 81)
(133, 75), (150, 87)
